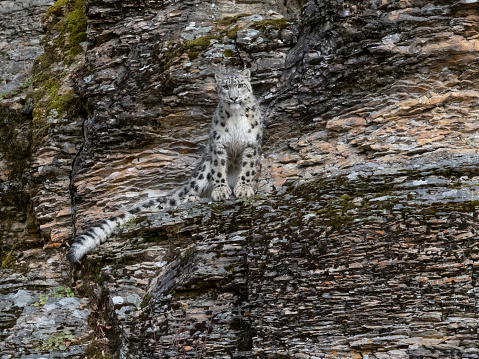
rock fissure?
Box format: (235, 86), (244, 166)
(69, 130), (86, 241)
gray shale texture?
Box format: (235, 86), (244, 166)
(0, 0), (54, 94)
(1, 0), (479, 358)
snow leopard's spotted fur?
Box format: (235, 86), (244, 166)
(67, 69), (263, 263)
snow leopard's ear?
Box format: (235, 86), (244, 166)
(241, 69), (251, 79)
(215, 73), (222, 82)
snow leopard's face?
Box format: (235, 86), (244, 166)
(215, 69), (253, 109)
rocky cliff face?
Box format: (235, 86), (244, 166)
(1, 0), (479, 358)
(0, 0), (54, 257)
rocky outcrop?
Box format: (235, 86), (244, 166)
(265, 0), (479, 184)
(71, 0), (301, 236)
(29, 0), (87, 244)
(1, 1), (90, 357)
(1, 0), (479, 358)
(0, 250), (90, 356)
(0, 0), (55, 258)
(0, 0), (53, 94)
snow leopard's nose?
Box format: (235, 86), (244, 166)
(230, 96), (238, 102)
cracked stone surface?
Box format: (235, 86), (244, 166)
(1, 0), (479, 358)
(0, 0), (54, 94)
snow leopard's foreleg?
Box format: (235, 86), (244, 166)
(234, 144), (261, 198)
(211, 144), (231, 201)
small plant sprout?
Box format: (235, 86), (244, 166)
(33, 294), (49, 307)
(36, 330), (74, 351)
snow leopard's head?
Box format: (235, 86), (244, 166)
(215, 69), (253, 109)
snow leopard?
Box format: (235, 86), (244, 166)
(67, 69), (263, 263)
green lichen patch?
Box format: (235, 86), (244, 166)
(185, 36), (212, 48)
(425, 200), (479, 215)
(41, 0), (87, 64)
(188, 51), (200, 60)
(290, 169), (479, 232)
(208, 201), (227, 214)
(139, 293), (152, 309)
(65, 10), (88, 60)
(235, 194), (267, 208)
(184, 34), (221, 55)
(1, 245), (16, 268)
(251, 18), (290, 30)
(161, 35), (220, 70)
(309, 195), (360, 230)
(31, 84), (79, 149)
(224, 49), (234, 57)
(32, 0), (86, 149)
(217, 13), (251, 26)
(42, 0), (71, 20)
(226, 25), (240, 39)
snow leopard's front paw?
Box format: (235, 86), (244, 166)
(212, 185), (232, 201)
(234, 183), (254, 199)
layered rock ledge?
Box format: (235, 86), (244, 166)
(1, 0), (479, 358)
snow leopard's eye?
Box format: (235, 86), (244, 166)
(222, 84), (229, 90)
(238, 83), (245, 88)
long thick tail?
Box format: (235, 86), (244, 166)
(66, 211), (133, 263)
(67, 158), (211, 263)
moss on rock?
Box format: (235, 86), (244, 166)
(41, 0), (87, 64)
(32, 0), (86, 149)
(217, 13), (251, 27)
(1, 245), (16, 268)
(139, 293), (152, 309)
(185, 36), (212, 48)
(188, 51), (200, 60)
(251, 18), (290, 30)
(161, 35), (220, 70)
(224, 49), (234, 57)
(227, 25), (240, 39)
